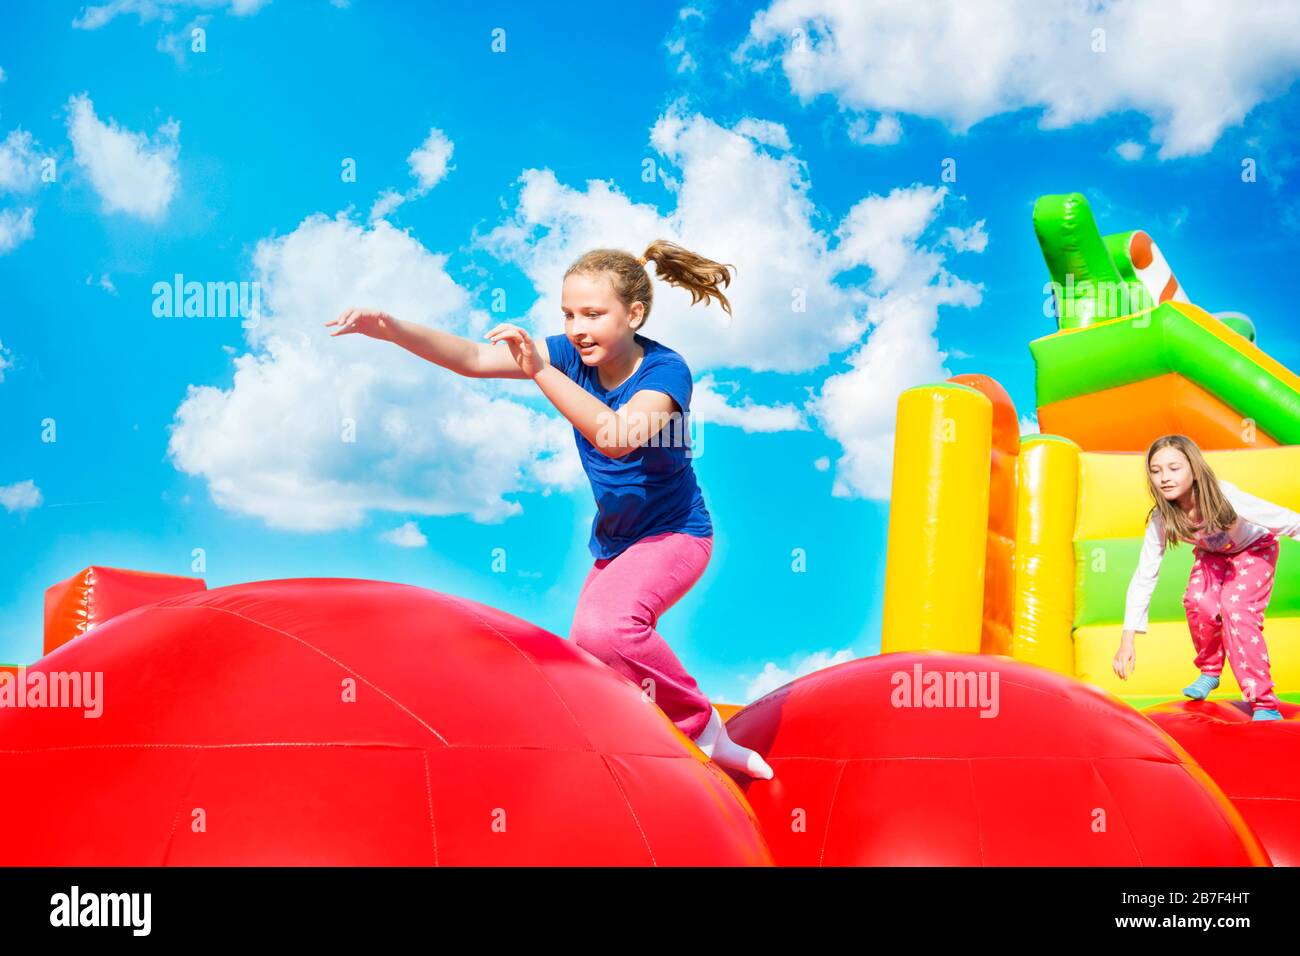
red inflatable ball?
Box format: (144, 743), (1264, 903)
(0, 578), (772, 866)
(722, 652), (1268, 866)
(1145, 700), (1300, 866)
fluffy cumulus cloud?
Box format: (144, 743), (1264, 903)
(0, 128), (43, 254)
(380, 520), (428, 548)
(0, 129), (41, 194)
(740, 648), (856, 701)
(693, 376), (807, 432)
(369, 127), (455, 221)
(65, 93), (180, 220)
(845, 113), (901, 147)
(168, 212), (584, 532)
(0, 207), (35, 254)
(0, 479), (42, 514)
(71, 0), (270, 30)
(0, 339), (12, 381)
(736, 0), (1300, 158)
(477, 102), (983, 499)
(810, 184), (983, 499)
(664, 6), (707, 75)
(1115, 140), (1145, 162)
(71, 0), (294, 64)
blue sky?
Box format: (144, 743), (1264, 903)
(2, 0), (1299, 703)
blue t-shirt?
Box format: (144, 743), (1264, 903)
(545, 332), (713, 560)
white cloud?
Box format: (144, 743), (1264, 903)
(1115, 140), (1145, 161)
(0, 207), (35, 254)
(86, 273), (118, 294)
(368, 188), (405, 222)
(943, 220), (988, 253)
(71, 0), (270, 30)
(693, 375), (807, 432)
(737, 0), (1300, 159)
(65, 93), (180, 221)
(380, 520), (427, 548)
(0, 340), (12, 381)
(665, 7), (706, 74)
(846, 113), (901, 146)
(408, 127), (454, 191)
(733, 117), (792, 150)
(369, 128), (455, 222)
(813, 455), (829, 471)
(0, 66), (6, 83)
(830, 184), (948, 290)
(740, 648), (856, 701)
(157, 15), (211, 64)
(809, 185), (984, 499)
(168, 211), (584, 532)
(0, 129), (42, 194)
(0, 128), (44, 254)
(1019, 414), (1039, 436)
(0, 479), (42, 513)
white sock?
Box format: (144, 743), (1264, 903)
(692, 707), (774, 780)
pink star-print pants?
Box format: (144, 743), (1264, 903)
(1183, 532), (1280, 710)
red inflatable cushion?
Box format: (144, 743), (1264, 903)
(1145, 700), (1300, 866)
(724, 652), (1267, 866)
(43, 566), (206, 655)
(2, 577), (771, 866)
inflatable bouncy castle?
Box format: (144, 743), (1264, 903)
(3, 193), (1295, 866)
(881, 192), (1300, 708)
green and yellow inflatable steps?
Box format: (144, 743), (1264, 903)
(880, 379), (1300, 704)
(1031, 192), (1300, 453)
(1031, 300), (1300, 452)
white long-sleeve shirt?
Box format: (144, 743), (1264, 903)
(1123, 479), (1300, 633)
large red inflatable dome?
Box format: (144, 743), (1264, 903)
(1145, 700), (1300, 867)
(0, 578), (771, 866)
(723, 652), (1268, 866)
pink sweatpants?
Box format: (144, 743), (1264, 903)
(568, 531), (715, 740)
(1183, 532), (1280, 710)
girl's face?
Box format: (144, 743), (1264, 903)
(561, 273), (644, 366)
(1149, 446), (1195, 502)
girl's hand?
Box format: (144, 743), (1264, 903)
(1112, 636), (1136, 680)
(484, 323), (547, 378)
(325, 308), (397, 341)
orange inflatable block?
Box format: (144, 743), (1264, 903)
(714, 703), (743, 722)
(43, 566), (207, 655)
(1038, 372), (1281, 452)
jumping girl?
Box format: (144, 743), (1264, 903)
(325, 240), (773, 778)
(1112, 434), (1300, 720)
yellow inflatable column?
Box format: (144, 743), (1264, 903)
(882, 384), (992, 653)
(1011, 435), (1080, 673)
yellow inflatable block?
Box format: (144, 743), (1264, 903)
(1075, 618), (1300, 700)
(882, 384), (991, 653)
(1076, 446), (1300, 541)
(1012, 435), (1079, 673)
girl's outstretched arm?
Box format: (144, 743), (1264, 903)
(324, 308), (542, 379)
